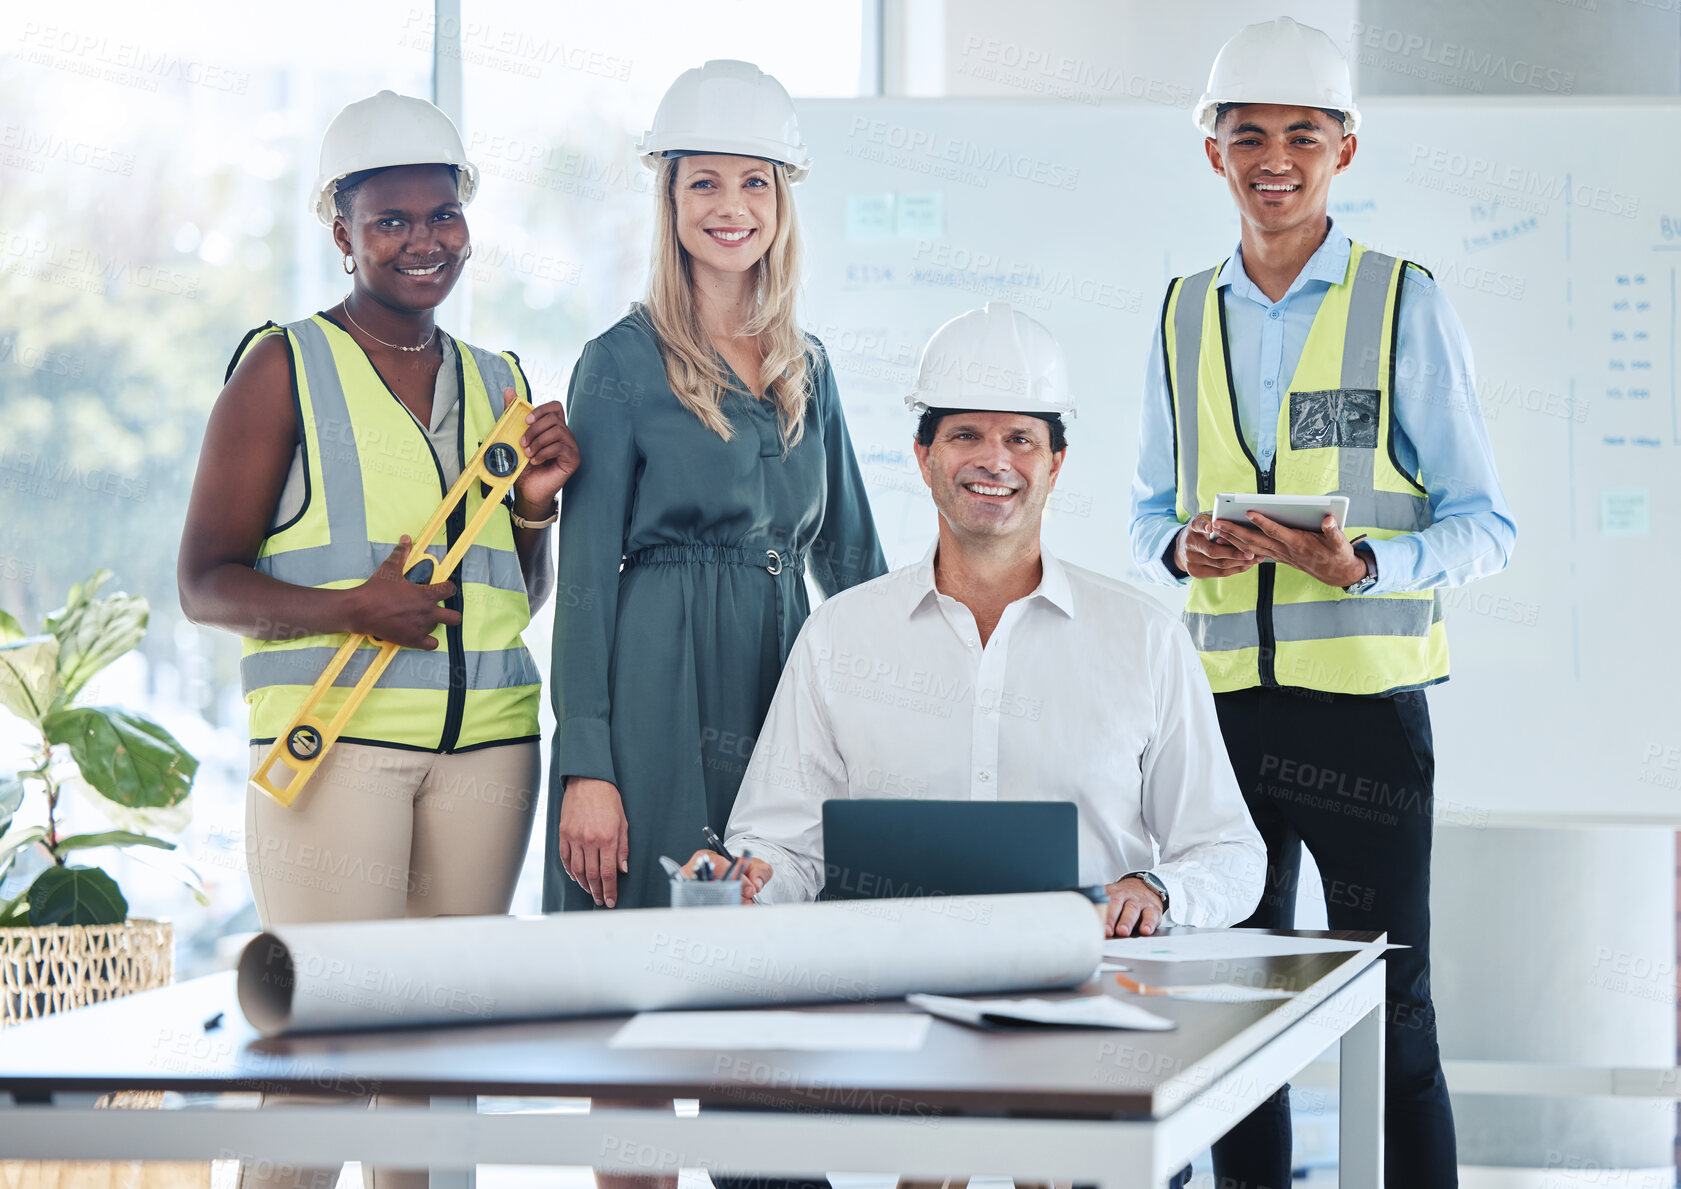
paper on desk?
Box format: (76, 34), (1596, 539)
(609, 1010), (931, 1052)
(1104, 930), (1395, 964)
(908, 993), (1175, 1031)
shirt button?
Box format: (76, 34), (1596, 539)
(1264, 378), (1274, 388)
(1269, 309), (1281, 320)
(978, 771), (992, 782)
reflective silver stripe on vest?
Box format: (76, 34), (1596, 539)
(1339, 249), (1394, 391)
(1334, 252), (1432, 532)
(462, 343), (520, 425)
(241, 645), (540, 694)
(255, 540), (526, 593)
(1330, 451), (1432, 533)
(258, 320), (531, 594)
(288, 318), (368, 546)
(1170, 266), (1219, 514)
(1185, 596), (1439, 652)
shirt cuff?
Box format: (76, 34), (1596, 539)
(554, 715), (617, 785)
(1138, 521), (1191, 587)
(727, 836), (817, 903)
(1152, 868), (1190, 927)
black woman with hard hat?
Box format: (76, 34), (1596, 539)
(179, 89), (578, 1189)
(1128, 18), (1516, 1187)
(545, 59), (886, 916)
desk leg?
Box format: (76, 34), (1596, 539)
(428, 1097), (476, 1189)
(1338, 983), (1385, 1189)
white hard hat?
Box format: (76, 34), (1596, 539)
(906, 303), (1075, 419)
(638, 59), (812, 183)
(1193, 16), (1360, 137)
(312, 90), (479, 227)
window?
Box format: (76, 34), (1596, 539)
(0, 1), (870, 965)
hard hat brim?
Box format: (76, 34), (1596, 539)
(638, 135), (810, 183)
(1193, 96), (1360, 137)
(905, 393), (1076, 418)
(313, 160), (480, 227)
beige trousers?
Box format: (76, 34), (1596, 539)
(239, 740), (539, 1189)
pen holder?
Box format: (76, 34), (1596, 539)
(670, 878), (744, 908)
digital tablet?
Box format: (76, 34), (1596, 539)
(1212, 493), (1350, 533)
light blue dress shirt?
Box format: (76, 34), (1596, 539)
(1128, 223), (1516, 596)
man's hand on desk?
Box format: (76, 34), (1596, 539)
(1104, 876), (1165, 939)
(682, 849), (772, 904)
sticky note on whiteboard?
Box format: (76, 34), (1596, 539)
(1600, 487), (1649, 536)
(895, 192), (946, 238)
(845, 193), (894, 241)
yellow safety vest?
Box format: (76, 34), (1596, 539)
(230, 314), (541, 750)
(1162, 240), (1449, 697)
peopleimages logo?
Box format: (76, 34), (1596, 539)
(845, 118), (1080, 191)
(1406, 145), (1639, 218)
(1353, 23), (1576, 94)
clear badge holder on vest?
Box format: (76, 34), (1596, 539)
(249, 397), (535, 807)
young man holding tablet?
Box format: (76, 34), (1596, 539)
(1127, 17), (1516, 1188)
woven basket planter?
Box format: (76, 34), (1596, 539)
(0, 919), (174, 1028)
(0, 920), (208, 1187)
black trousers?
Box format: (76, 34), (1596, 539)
(1208, 686), (1458, 1189)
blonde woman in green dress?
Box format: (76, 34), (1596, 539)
(546, 60), (885, 913)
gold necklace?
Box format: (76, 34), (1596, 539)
(341, 299), (437, 353)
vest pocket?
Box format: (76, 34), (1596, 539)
(1289, 388), (1380, 450)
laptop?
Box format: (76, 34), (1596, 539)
(818, 799), (1079, 900)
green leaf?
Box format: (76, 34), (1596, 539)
(0, 776), (22, 837)
(0, 610), (23, 645)
(68, 776), (192, 837)
(44, 572), (148, 706)
(51, 830), (176, 857)
(0, 825), (47, 869)
(42, 570), (111, 634)
(42, 707), (196, 809)
(0, 892), (28, 927)
(25, 865), (127, 926)
(0, 635), (61, 725)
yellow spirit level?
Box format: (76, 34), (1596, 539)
(250, 398), (535, 807)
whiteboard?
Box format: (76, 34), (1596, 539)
(796, 98), (1681, 823)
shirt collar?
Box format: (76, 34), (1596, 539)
(902, 539), (1076, 619)
(1216, 219), (1352, 304)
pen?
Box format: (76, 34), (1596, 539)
(697, 857), (714, 882)
(702, 826), (735, 864)
(659, 855), (686, 881)
(1114, 973), (1174, 997)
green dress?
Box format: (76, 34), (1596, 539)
(544, 308), (887, 911)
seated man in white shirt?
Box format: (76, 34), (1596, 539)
(691, 302), (1265, 937)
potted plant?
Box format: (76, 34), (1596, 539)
(0, 570), (201, 1025)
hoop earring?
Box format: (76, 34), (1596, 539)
(342, 256), (356, 275)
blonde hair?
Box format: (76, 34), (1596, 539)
(642, 156), (813, 447)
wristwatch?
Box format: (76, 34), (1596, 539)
(1343, 543), (1378, 595)
(1120, 870), (1169, 914)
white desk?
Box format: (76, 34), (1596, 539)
(0, 929), (1386, 1188)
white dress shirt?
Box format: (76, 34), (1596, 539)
(726, 544), (1266, 926)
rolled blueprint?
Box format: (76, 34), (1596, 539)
(237, 892), (1102, 1036)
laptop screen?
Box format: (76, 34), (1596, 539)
(819, 799), (1079, 900)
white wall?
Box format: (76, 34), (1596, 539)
(884, 0), (1681, 100)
